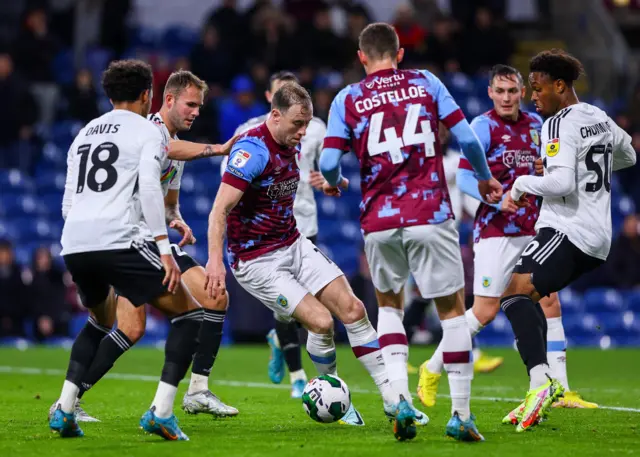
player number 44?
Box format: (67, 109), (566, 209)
(367, 103), (435, 164)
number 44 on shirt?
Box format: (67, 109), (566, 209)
(368, 103), (436, 164)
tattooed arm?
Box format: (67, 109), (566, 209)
(167, 135), (239, 161)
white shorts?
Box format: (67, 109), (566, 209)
(364, 220), (464, 299)
(473, 236), (534, 297)
(232, 235), (343, 319)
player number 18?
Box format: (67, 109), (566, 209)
(367, 103), (436, 164)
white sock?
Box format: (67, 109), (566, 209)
(345, 316), (396, 405)
(306, 330), (337, 375)
(290, 369), (307, 383)
(188, 373), (209, 395)
(546, 317), (569, 391)
(529, 364), (552, 390)
(441, 315), (473, 421)
(377, 306), (411, 402)
(465, 308), (484, 336)
(59, 380), (79, 414)
(151, 381), (178, 418)
(426, 343), (444, 374)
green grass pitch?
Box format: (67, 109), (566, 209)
(1, 346), (638, 457)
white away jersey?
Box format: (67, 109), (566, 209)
(537, 103), (635, 260)
(148, 112), (183, 195)
(61, 109), (169, 254)
(221, 114), (326, 237)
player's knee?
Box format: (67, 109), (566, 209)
(308, 310), (334, 335)
(118, 320), (145, 344)
(340, 296), (366, 325)
(502, 274), (536, 298)
(200, 291), (228, 312)
(472, 297), (501, 325)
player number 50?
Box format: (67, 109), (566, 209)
(367, 104), (436, 164)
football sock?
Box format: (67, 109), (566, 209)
(501, 295), (550, 388)
(345, 316), (395, 405)
(306, 330), (337, 375)
(546, 317), (569, 391)
(60, 316), (110, 413)
(377, 306), (410, 401)
(275, 319), (304, 373)
(153, 309), (201, 418)
(189, 309), (225, 394)
(441, 315), (473, 421)
(78, 329), (133, 398)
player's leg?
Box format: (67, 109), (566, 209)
(49, 252), (117, 437)
(406, 222), (482, 442)
(542, 293), (598, 409)
(362, 228), (418, 411)
(179, 258), (238, 416)
(271, 312), (307, 397)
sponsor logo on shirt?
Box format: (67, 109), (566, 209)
(503, 150), (536, 168)
(364, 72), (405, 90)
(546, 138), (560, 157)
(231, 150), (251, 168)
(276, 294), (288, 307)
(226, 166), (244, 178)
(530, 129), (540, 146)
(267, 177), (299, 199)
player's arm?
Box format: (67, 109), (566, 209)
(430, 73), (501, 203)
(61, 134), (81, 220)
(320, 88), (351, 188)
(511, 122), (577, 201)
(168, 135), (239, 161)
(205, 139), (269, 299)
(165, 187), (195, 247)
(611, 121), (636, 171)
(456, 116), (510, 210)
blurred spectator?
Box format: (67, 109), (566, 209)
(61, 69), (99, 123)
(0, 52), (39, 172)
(207, 0), (248, 60)
(460, 7), (513, 75)
(250, 7), (296, 72)
(190, 25), (232, 90)
(393, 3), (428, 53)
(217, 75), (267, 142)
(0, 240), (28, 338)
(422, 15), (461, 73)
(27, 247), (72, 342)
(12, 7), (60, 125)
(99, 0), (131, 57)
(296, 6), (347, 70)
(312, 86), (332, 123)
(606, 214), (640, 289)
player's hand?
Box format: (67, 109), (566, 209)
(534, 158), (544, 176)
(160, 254), (181, 294)
(309, 170), (326, 190)
(478, 178), (503, 204)
(213, 135), (240, 156)
(169, 219), (196, 246)
(322, 177), (349, 197)
(500, 195), (519, 213)
(505, 191), (530, 209)
(204, 259), (226, 300)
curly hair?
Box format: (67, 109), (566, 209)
(101, 59), (153, 103)
(529, 49), (585, 86)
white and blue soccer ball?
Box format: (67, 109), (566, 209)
(301, 374), (351, 423)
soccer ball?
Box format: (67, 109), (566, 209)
(301, 374), (351, 423)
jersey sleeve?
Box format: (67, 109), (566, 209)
(323, 87), (351, 152)
(222, 138), (269, 191)
(62, 131), (83, 220)
(610, 119), (636, 171)
(543, 117), (578, 170)
(420, 70), (466, 128)
(167, 162), (184, 191)
(138, 125), (169, 239)
(459, 115), (491, 170)
(312, 118), (327, 162)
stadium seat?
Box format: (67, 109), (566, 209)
(583, 288), (626, 312)
(52, 49), (75, 85)
(161, 26), (199, 57)
(35, 169), (67, 193)
(0, 169), (34, 193)
(128, 26), (160, 51)
(625, 290), (640, 311)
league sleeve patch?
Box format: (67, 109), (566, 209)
(546, 138), (560, 157)
(231, 150), (251, 168)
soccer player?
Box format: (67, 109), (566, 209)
(319, 22), (502, 442)
(205, 82), (419, 439)
(221, 71), (326, 398)
(499, 49), (636, 431)
(51, 70), (238, 421)
(49, 60), (203, 440)
(418, 64), (597, 410)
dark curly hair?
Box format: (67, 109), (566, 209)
(101, 59), (153, 103)
(529, 49), (585, 86)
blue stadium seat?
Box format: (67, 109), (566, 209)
(36, 169), (67, 193)
(178, 195), (213, 217)
(161, 26), (199, 57)
(583, 288), (626, 312)
(40, 193), (64, 217)
(85, 46), (113, 84)
(128, 26), (160, 51)
(558, 288), (584, 313)
(52, 49), (75, 85)
(0, 169), (35, 193)
(625, 290), (640, 311)
(0, 193), (46, 217)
